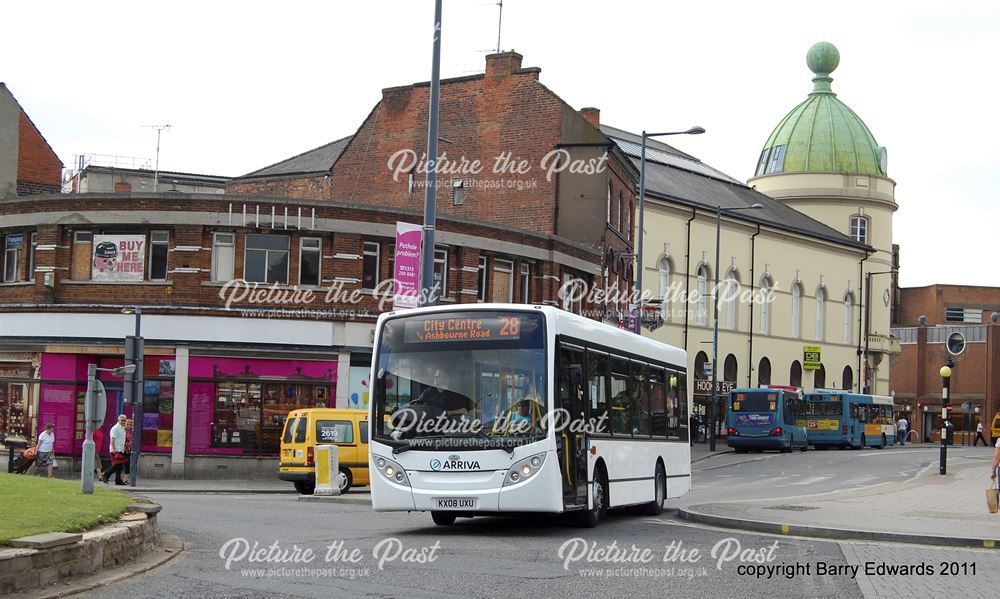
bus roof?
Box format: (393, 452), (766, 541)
(376, 303), (687, 368)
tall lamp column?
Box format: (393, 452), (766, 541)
(708, 203), (762, 451)
(634, 127), (704, 333)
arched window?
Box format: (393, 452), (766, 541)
(850, 215), (870, 244)
(759, 277), (773, 334)
(843, 292), (854, 344)
(615, 189), (625, 231)
(623, 200), (631, 239)
(791, 283), (802, 338)
(694, 351), (709, 380)
(696, 266), (708, 326)
(814, 363), (826, 389)
(790, 361), (802, 388)
(815, 287), (826, 341)
(758, 357), (772, 386)
(607, 182), (612, 225)
(842, 366), (854, 392)
(657, 258), (671, 322)
(724, 354), (738, 383)
(724, 270), (739, 330)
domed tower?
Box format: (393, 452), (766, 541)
(749, 42), (897, 394)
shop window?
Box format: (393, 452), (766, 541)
(492, 259), (513, 302)
(244, 234), (289, 284)
(299, 237), (322, 287)
(28, 233), (37, 281)
(433, 247), (448, 299)
(4, 234), (24, 282)
(362, 241), (379, 290)
(520, 263), (530, 303)
(211, 233), (235, 282)
(149, 231), (169, 281)
(477, 256), (487, 301)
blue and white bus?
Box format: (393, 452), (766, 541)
(726, 387), (808, 453)
(368, 304), (691, 527)
(805, 391), (896, 449)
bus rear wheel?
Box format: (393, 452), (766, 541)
(431, 512), (457, 526)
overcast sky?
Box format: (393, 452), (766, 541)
(3, 1), (997, 289)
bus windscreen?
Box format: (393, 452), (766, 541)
(731, 392), (777, 413)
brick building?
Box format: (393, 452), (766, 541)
(890, 284), (1000, 443)
(0, 47), (896, 476)
(0, 83), (62, 198)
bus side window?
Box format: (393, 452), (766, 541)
(649, 367), (667, 438)
(630, 360), (651, 437)
(610, 357), (630, 436)
(587, 350), (610, 434)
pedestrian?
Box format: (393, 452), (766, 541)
(102, 414), (128, 485)
(975, 420), (988, 447)
(689, 414), (699, 446)
(33, 423), (56, 478)
(897, 415), (908, 446)
(92, 426), (105, 481)
(990, 436), (1000, 483)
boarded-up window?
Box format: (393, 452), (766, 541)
(71, 231), (93, 280)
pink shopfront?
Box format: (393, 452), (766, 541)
(37, 353), (337, 458)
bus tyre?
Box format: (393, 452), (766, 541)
(579, 468), (608, 528)
(338, 468), (353, 494)
(643, 464), (666, 516)
(431, 511), (457, 526)
(878, 434), (886, 449)
(294, 481), (315, 495)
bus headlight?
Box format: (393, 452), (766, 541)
(374, 455), (410, 487)
(503, 453), (546, 487)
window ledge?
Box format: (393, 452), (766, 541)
(0, 281), (34, 287)
(60, 280), (174, 285)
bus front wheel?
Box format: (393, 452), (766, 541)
(431, 512), (457, 526)
(643, 463), (666, 516)
(579, 467), (608, 528)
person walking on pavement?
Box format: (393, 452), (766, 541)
(897, 416), (909, 446)
(102, 414), (129, 485)
(975, 420), (988, 446)
(33, 423), (56, 477)
(990, 436), (1000, 482)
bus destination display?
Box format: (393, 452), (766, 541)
(405, 315), (522, 343)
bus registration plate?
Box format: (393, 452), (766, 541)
(434, 497), (478, 510)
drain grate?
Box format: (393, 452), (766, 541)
(764, 504), (820, 512)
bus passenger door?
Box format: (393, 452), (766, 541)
(557, 346), (588, 508)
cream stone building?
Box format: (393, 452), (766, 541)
(612, 42), (899, 426)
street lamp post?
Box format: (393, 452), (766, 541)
(940, 358), (954, 475)
(418, 0), (444, 307)
(122, 307), (142, 487)
(634, 127), (705, 333)
(709, 203), (763, 451)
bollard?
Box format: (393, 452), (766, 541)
(313, 444), (341, 496)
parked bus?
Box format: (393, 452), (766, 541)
(725, 387), (808, 453)
(806, 391), (895, 449)
(369, 304), (691, 527)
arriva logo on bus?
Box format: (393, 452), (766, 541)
(430, 456), (481, 471)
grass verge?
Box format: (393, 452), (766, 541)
(0, 472), (132, 545)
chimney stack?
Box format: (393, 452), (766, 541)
(579, 107), (600, 128)
(485, 51), (523, 80)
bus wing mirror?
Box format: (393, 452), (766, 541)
(569, 364), (583, 387)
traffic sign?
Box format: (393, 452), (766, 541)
(946, 403), (953, 413)
(86, 379), (108, 424)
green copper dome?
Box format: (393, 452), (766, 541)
(755, 42), (887, 177)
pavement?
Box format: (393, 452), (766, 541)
(682, 444), (1000, 549)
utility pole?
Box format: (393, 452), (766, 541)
(142, 124), (170, 192)
(419, 0), (443, 306)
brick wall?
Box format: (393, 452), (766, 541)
(227, 175), (330, 199)
(16, 113), (61, 195)
(0, 193), (599, 321)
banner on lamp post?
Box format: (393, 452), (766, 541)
(393, 222), (422, 309)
